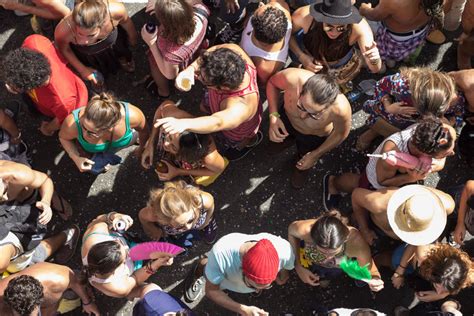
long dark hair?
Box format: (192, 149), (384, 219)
(86, 240), (123, 276)
(303, 21), (352, 67)
(310, 210), (350, 250)
(178, 132), (210, 163)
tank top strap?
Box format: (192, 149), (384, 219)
(121, 102), (131, 133)
(72, 108), (85, 141)
(65, 18), (77, 42)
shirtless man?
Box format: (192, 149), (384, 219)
(0, 262), (99, 316)
(266, 68), (351, 189)
(359, 0), (445, 66)
(457, 0), (474, 69)
(155, 44), (262, 161)
(351, 185), (454, 246)
(0, 160), (78, 273)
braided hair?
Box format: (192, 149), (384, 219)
(411, 116), (453, 155)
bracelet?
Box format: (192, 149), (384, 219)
(398, 264), (407, 269)
(269, 112), (280, 119)
(145, 261), (157, 275)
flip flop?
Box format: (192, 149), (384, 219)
(51, 224), (80, 265)
(51, 193), (73, 221)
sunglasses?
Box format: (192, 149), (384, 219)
(243, 275), (273, 291)
(323, 24), (347, 33)
(171, 211), (196, 232)
(296, 100), (326, 120)
(80, 120), (113, 138)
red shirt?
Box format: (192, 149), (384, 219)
(22, 35), (88, 123)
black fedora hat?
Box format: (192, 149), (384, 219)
(310, 0), (362, 25)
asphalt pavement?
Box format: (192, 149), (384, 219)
(1, 2), (474, 315)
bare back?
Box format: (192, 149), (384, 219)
(383, 0), (430, 33)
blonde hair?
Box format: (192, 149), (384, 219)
(148, 181), (201, 223)
(73, 0), (108, 30)
(84, 92), (122, 130)
(400, 67), (456, 117)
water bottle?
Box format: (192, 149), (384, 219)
(145, 22), (156, 34)
(346, 90), (362, 103)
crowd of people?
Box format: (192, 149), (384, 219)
(0, 0), (474, 315)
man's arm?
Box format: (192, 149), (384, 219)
(0, 0), (69, 19)
(0, 162), (54, 206)
(297, 96), (351, 170)
(359, 0), (392, 21)
(67, 268), (100, 315)
(156, 100), (255, 135)
(205, 280), (248, 313)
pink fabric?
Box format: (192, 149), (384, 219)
(156, 3), (209, 69)
(208, 64), (262, 142)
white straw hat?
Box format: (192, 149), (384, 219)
(387, 185), (447, 246)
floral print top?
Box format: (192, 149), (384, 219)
(363, 73), (466, 129)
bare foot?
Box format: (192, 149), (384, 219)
(356, 129), (379, 151)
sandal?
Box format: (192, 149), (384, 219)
(51, 193), (73, 221)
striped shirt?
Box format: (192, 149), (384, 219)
(366, 124), (418, 189)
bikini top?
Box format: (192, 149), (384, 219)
(304, 242), (346, 268)
(72, 102), (133, 153)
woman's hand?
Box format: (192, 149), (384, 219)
(80, 67), (98, 84)
(150, 254), (174, 268)
(300, 54), (324, 73)
(367, 277), (384, 292)
(141, 24), (157, 47)
(363, 41), (380, 65)
(453, 222), (466, 245)
(141, 144), (154, 169)
(295, 265), (319, 286)
(391, 273), (405, 289)
(72, 156), (95, 173)
(155, 160), (178, 181)
(385, 101), (418, 118)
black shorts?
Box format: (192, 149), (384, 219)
(279, 110), (328, 157)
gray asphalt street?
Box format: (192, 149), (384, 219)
(1, 2), (474, 315)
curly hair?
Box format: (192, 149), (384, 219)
(400, 67), (456, 117)
(411, 116), (454, 155)
(1, 47), (51, 92)
(4, 275), (44, 316)
(421, 0), (445, 29)
(301, 73), (339, 106)
(200, 48), (246, 90)
(155, 0), (195, 45)
(148, 180), (201, 224)
(310, 210), (350, 250)
(251, 6), (288, 44)
(419, 244), (474, 294)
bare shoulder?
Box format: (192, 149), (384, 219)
(108, 0), (128, 20)
(332, 94), (352, 118)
